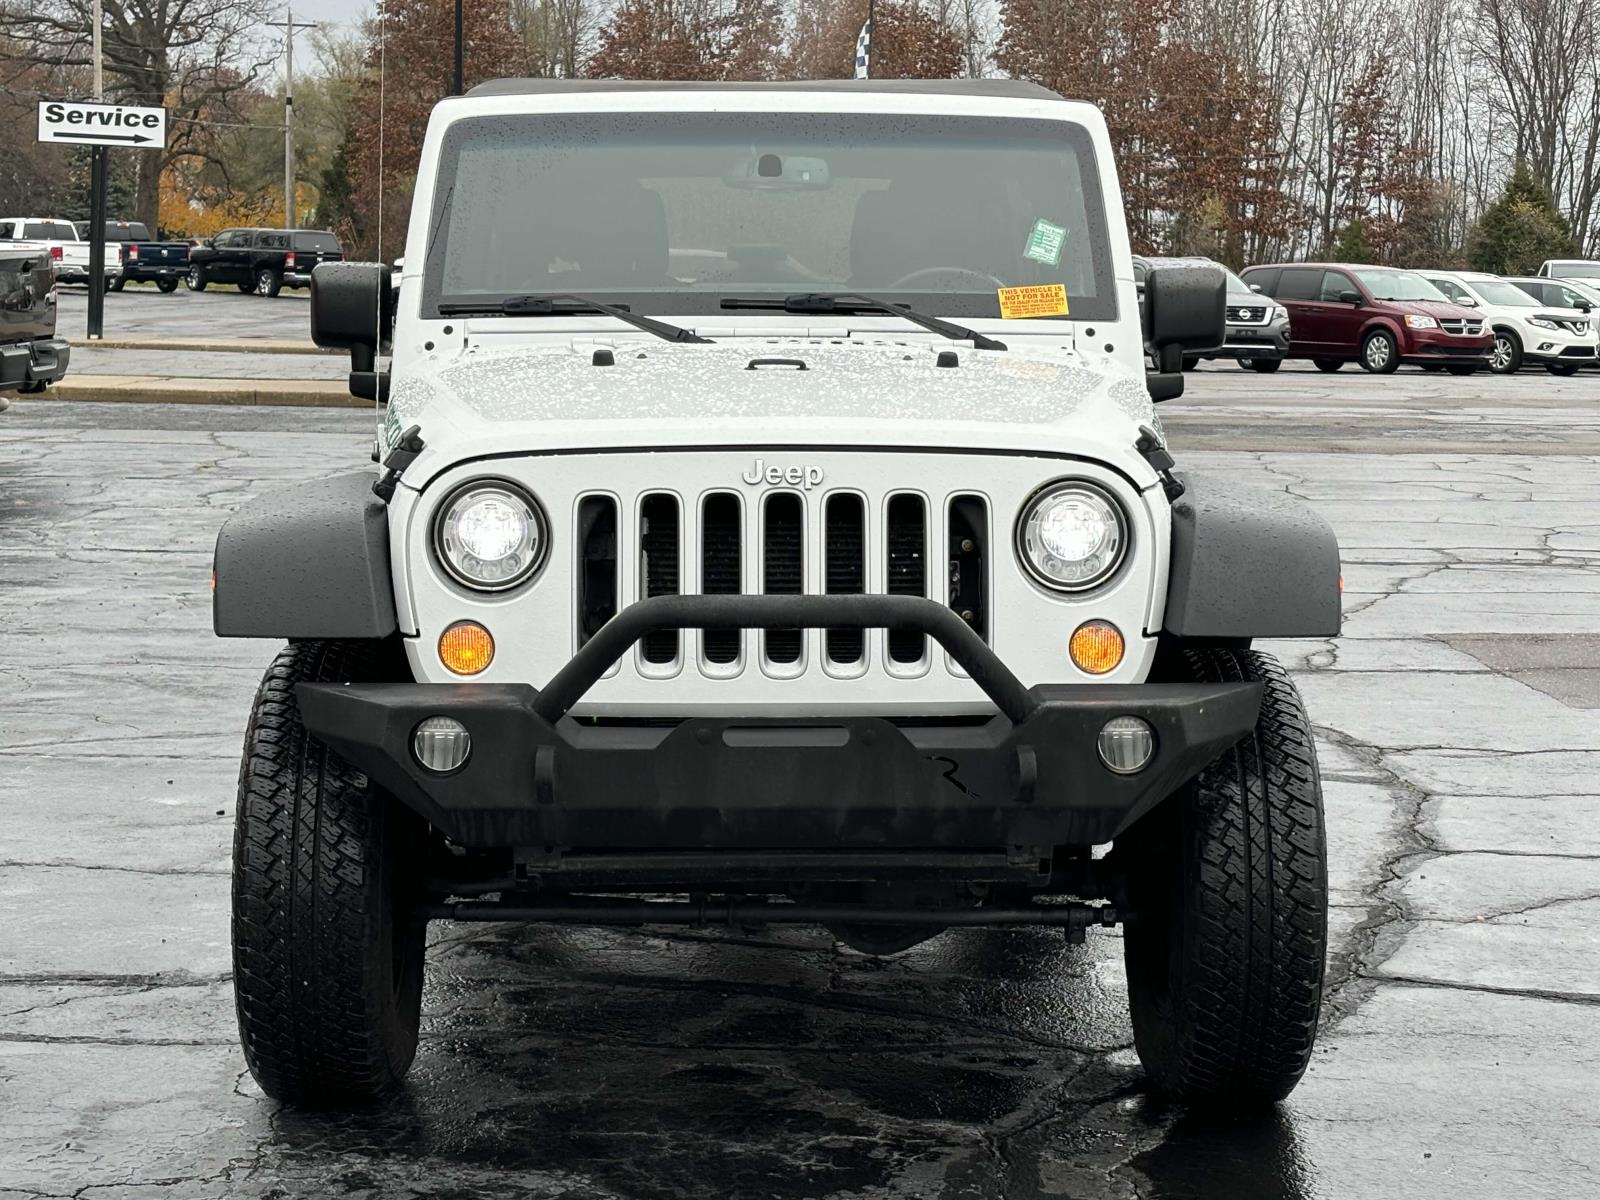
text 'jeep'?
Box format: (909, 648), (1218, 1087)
(213, 79), (1341, 1110)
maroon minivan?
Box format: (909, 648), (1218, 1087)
(1242, 262), (1494, 374)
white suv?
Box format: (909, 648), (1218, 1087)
(1421, 269), (1597, 375)
(212, 78), (1342, 1111)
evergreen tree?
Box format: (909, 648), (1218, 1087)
(1331, 218), (1375, 262)
(1467, 162), (1577, 275)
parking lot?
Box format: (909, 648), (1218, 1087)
(3, 339), (1596, 1198)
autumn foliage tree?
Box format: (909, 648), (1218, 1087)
(586, 0), (784, 80)
(784, 0), (961, 80)
(342, 0), (522, 259)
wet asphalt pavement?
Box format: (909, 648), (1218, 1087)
(3, 367), (1599, 1198)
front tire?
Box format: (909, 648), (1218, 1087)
(1122, 648), (1328, 1107)
(185, 267), (207, 291)
(1444, 363), (1480, 376)
(1242, 358), (1282, 373)
(1312, 357), (1343, 373)
(1360, 329), (1400, 373)
(232, 640), (426, 1107)
(1489, 329), (1522, 374)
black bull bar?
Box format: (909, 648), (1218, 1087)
(298, 595), (1261, 855)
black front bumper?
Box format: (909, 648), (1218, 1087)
(298, 596), (1262, 861)
(0, 336), (70, 392)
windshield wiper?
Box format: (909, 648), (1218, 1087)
(438, 293), (713, 344)
(721, 293), (1007, 351)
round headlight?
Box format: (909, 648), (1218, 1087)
(1016, 482), (1127, 592)
(434, 480), (547, 591)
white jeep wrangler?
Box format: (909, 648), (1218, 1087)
(214, 79), (1341, 1110)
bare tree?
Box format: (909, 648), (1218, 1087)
(0, 0), (275, 230)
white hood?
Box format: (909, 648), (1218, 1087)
(386, 338), (1163, 490)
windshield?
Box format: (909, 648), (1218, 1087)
(1351, 269), (1448, 302)
(423, 111), (1115, 320)
(1547, 261), (1600, 278)
(1471, 279), (1540, 307)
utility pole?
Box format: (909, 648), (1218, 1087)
(87, 0), (106, 339)
(267, 7), (317, 229)
(453, 0), (464, 95)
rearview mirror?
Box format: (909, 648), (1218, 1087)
(1143, 265), (1226, 401)
(311, 261), (393, 401)
(725, 153), (831, 191)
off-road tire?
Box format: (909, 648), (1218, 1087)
(156, 277), (180, 293)
(1311, 357), (1343, 372)
(232, 639), (426, 1107)
(1121, 648), (1327, 1107)
(1359, 328), (1400, 373)
(1242, 358), (1282, 373)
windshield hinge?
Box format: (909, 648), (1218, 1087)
(373, 425), (425, 503)
(1135, 425), (1184, 501)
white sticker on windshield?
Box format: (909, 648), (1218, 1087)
(1024, 219), (1066, 266)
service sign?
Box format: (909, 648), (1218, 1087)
(37, 100), (167, 149)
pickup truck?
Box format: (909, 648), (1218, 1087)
(104, 221), (190, 292)
(186, 227), (344, 297)
(0, 240), (70, 401)
(0, 217), (123, 289)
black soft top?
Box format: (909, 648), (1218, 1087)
(465, 77), (1066, 102)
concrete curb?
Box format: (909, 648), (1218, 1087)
(39, 376), (367, 408)
(81, 337), (330, 355)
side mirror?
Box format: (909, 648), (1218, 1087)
(1457, 296), (1479, 307)
(1143, 265), (1225, 400)
(1248, 283), (1264, 293)
(311, 261), (394, 401)
(1338, 290), (1363, 305)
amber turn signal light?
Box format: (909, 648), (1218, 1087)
(439, 621), (494, 675)
(1069, 620), (1124, 675)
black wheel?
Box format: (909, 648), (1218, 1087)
(232, 640), (426, 1107)
(185, 267), (207, 291)
(1181, 357), (1199, 371)
(1418, 364), (1443, 372)
(1121, 648), (1327, 1107)
(1489, 329), (1522, 374)
(107, 276), (125, 292)
(1359, 329), (1400, 373)
(1311, 358), (1343, 373)
(1444, 363), (1479, 376)
(255, 268), (283, 298)
(237, 280), (255, 294)
(156, 277), (179, 294)
(1547, 363), (1581, 376)
(1242, 358), (1282, 373)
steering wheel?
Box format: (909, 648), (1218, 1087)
(886, 267), (1008, 291)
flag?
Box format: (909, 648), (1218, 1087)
(854, 18), (872, 79)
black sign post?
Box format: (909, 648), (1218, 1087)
(36, 99), (168, 341)
(87, 144), (108, 340)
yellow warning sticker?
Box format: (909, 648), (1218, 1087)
(997, 284), (1069, 319)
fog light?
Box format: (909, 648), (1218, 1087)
(414, 716), (470, 773)
(1069, 620), (1124, 675)
(439, 621), (494, 675)
(1098, 716), (1155, 774)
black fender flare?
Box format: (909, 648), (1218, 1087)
(1162, 471), (1341, 639)
(213, 471), (397, 639)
